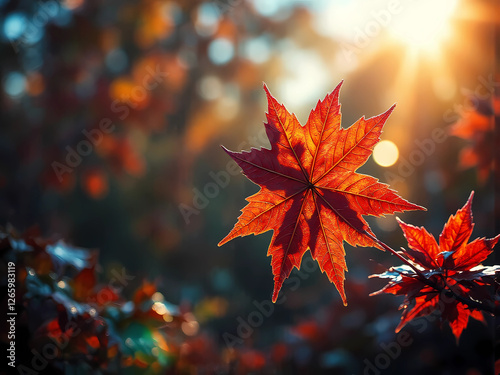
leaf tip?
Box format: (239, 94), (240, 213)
(465, 191), (474, 206)
(262, 82), (271, 95)
(335, 79), (344, 91)
(271, 291), (279, 304)
(218, 236), (230, 247)
(395, 217), (407, 226)
(220, 145), (237, 158)
(338, 289), (348, 306)
(406, 201), (427, 212)
(381, 104), (396, 119)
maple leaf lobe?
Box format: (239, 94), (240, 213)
(219, 82), (424, 304)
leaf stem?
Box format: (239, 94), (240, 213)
(365, 231), (499, 316)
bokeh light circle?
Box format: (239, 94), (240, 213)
(373, 140), (399, 167)
(208, 38), (234, 65)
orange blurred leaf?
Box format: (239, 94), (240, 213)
(450, 96), (496, 183)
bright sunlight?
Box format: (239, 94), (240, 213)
(388, 0), (458, 54)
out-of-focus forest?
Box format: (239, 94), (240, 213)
(0, 0), (498, 374)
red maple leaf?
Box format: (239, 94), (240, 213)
(371, 192), (500, 341)
(218, 82), (424, 304)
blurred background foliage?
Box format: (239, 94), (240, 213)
(0, 0), (498, 373)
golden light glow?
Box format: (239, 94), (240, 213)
(152, 292), (164, 302)
(163, 314), (173, 323)
(152, 301), (168, 315)
(373, 140), (399, 167)
(388, 0), (458, 54)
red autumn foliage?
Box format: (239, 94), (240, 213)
(0, 226), (201, 373)
(370, 192), (499, 341)
(219, 82), (424, 304)
(450, 94), (497, 183)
